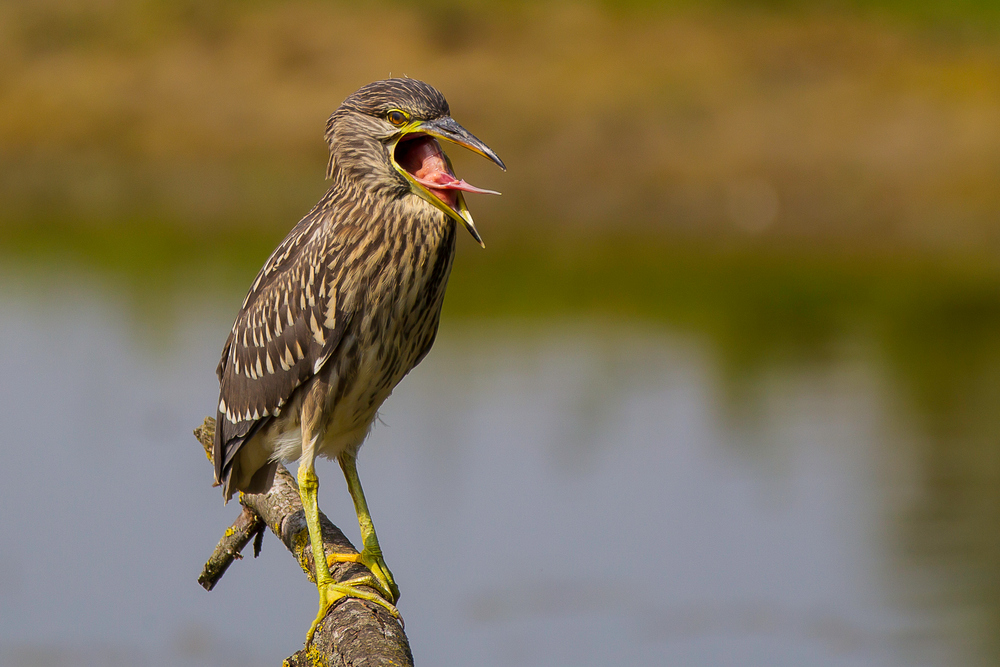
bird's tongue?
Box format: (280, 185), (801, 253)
(398, 136), (499, 209)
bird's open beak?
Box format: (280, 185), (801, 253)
(392, 116), (505, 247)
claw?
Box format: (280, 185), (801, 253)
(328, 547), (399, 603)
(306, 577), (401, 646)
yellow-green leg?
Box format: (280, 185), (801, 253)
(325, 453), (400, 603)
(297, 385), (399, 646)
(298, 460), (399, 645)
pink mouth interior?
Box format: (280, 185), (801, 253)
(395, 134), (499, 211)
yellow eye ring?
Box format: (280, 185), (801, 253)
(387, 109), (408, 126)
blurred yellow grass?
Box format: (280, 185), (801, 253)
(2, 1), (1000, 250)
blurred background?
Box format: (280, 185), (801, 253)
(2, 1), (1000, 665)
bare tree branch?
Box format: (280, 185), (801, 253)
(194, 417), (413, 666)
(198, 505), (265, 591)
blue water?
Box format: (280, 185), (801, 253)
(0, 272), (985, 667)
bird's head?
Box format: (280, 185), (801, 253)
(325, 78), (505, 246)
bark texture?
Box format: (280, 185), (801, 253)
(198, 505), (265, 591)
(195, 417), (414, 667)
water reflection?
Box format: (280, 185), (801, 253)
(0, 268), (998, 667)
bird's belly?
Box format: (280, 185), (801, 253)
(321, 348), (396, 456)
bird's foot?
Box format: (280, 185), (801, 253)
(306, 575), (401, 645)
(327, 546), (399, 603)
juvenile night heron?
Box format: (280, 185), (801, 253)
(213, 78), (504, 642)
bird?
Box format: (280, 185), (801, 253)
(211, 78), (504, 643)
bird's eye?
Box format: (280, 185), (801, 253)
(387, 110), (408, 126)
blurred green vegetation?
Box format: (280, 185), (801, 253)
(3, 0), (1000, 248)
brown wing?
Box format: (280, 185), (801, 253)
(213, 210), (354, 490)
